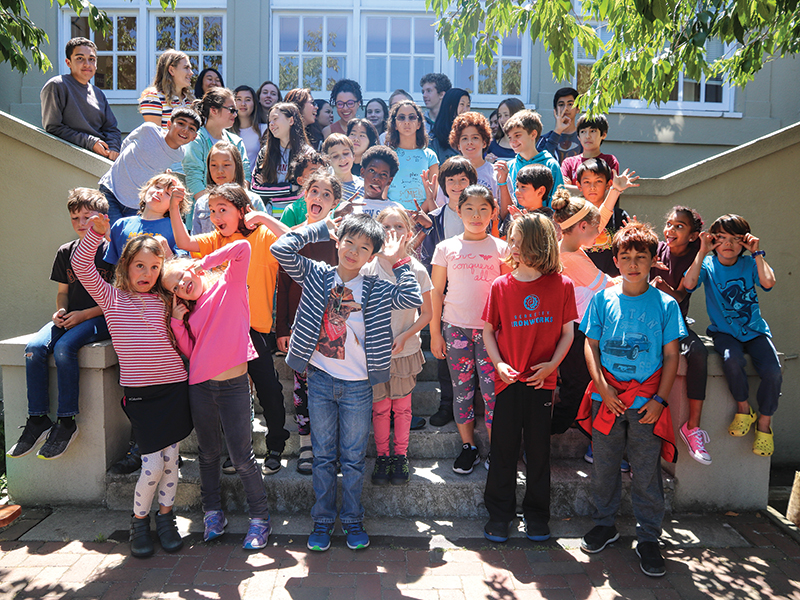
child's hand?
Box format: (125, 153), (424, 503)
(650, 275), (673, 295)
(741, 232), (760, 254)
(277, 336), (290, 354)
(493, 160), (509, 185)
(421, 170), (437, 202)
(169, 184), (186, 211)
(92, 140), (111, 158)
(485, 153), (498, 164)
(554, 105), (573, 134)
(601, 388), (625, 417)
(153, 235), (173, 258)
(324, 216), (339, 242)
(392, 331), (411, 355)
(380, 229), (406, 264)
(52, 308), (67, 327)
(408, 199), (433, 229)
(430, 333), (447, 360)
(611, 169), (640, 192)
(525, 361), (556, 388)
(496, 362), (520, 385)
(638, 398), (664, 424)
(621, 214), (638, 228)
(333, 201), (354, 220)
(88, 213), (110, 236)
(508, 205), (525, 220)
(61, 310), (88, 329)
(698, 231), (718, 255)
(243, 211), (264, 230)
(171, 295), (189, 320)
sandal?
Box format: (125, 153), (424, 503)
(296, 446), (313, 475)
(753, 428), (774, 456)
(728, 407), (756, 437)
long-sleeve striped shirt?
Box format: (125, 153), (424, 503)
(73, 229), (187, 387)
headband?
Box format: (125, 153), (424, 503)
(559, 203), (593, 230)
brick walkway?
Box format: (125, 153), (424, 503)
(0, 513), (799, 599)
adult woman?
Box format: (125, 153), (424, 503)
(485, 98), (525, 163)
(139, 49), (194, 129)
(193, 68), (224, 100)
(231, 85), (267, 167)
(285, 88), (322, 150)
(256, 81), (282, 123)
(429, 88), (471, 163)
(365, 97), (389, 136)
(314, 99), (334, 132)
(322, 79), (362, 138)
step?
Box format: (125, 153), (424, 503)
(105, 457), (674, 519)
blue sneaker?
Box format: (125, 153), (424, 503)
(203, 510), (227, 542)
(243, 518), (270, 550)
(307, 522), (334, 552)
(342, 522), (370, 550)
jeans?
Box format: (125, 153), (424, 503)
(100, 184), (138, 227)
(249, 329), (289, 453)
(189, 374), (270, 519)
(306, 364), (373, 525)
(25, 317), (110, 418)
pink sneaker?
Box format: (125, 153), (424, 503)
(680, 423), (712, 465)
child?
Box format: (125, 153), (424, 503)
(231, 85), (267, 168)
(140, 50), (195, 130)
(41, 37), (121, 160)
(271, 214), (422, 551)
(561, 114), (620, 185)
(99, 108), (201, 225)
(486, 98), (524, 163)
(430, 185), (509, 474)
(275, 170), (341, 475)
(73, 210), (193, 559)
(8, 189), (113, 461)
(253, 103), (312, 218)
(650, 207), (711, 464)
(576, 222), (685, 578)
(482, 213), (577, 543)
(504, 110), (564, 206)
(336, 146), (405, 219)
(170, 183), (291, 475)
(683, 215), (781, 457)
(191, 141), (268, 234)
(280, 151), (330, 228)
(347, 119), (379, 176)
(514, 164), (554, 213)
(163, 234), (271, 549)
(537, 87), (582, 164)
(322, 134), (364, 199)
(366, 208), (433, 485)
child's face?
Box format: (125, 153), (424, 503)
(577, 126), (606, 152)
(614, 247), (656, 286)
(327, 143), (355, 176)
(259, 83), (280, 110)
(301, 98), (317, 125)
(506, 126), (538, 157)
(663, 212), (698, 251)
(457, 126), (486, 162)
(235, 90), (255, 118)
(211, 98), (237, 130)
(457, 95), (471, 114)
(362, 159), (393, 199)
(143, 181), (174, 216)
(712, 231), (744, 263)
(305, 180), (337, 223)
(489, 114), (500, 137)
(296, 163), (321, 188)
(380, 213), (411, 245)
(165, 116), (199, 147)
(458, 195), (495, 235)
(163, 267), (204, 302)
(316, 102), (333, 127)
(269, 109), (293, 140)
(577, 171), (611, 207)
(394, 105), (421, 140)
(70, 207), (99, 239)
(554, 95), (578, 123)
(515, 183), (546, 211)
(365, 102), (385, 129)
(127, 250), (163, 294)
(348, 125), (370, 157)
(208, 196), (242, 237)
(497, 104), (512, 127)
(444, 173), (471, 204)
(208, 150), (236, 185)
(337, 233), (376, 272)
(66, 45), (97, 85)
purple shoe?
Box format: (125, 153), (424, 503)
(203, 510), (227, 542)
(243, 518), (270, 549)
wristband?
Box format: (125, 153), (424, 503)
(652, 394), (666, 405)
(752, 250), (766, 258)
(392, 257), (411, 269)
(498, 181), (508, 186)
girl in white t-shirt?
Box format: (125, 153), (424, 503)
(232, 85), (267, 167)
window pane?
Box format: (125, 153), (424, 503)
(366, 17), (386, 54)
(668, 81), (679, 101)
(304, 57), (322, 90)
(328, 17), (347, 53)
(188, 56), (199, 77)
(95, 19), (113, 52)
(415, 57), (434, 85)
(203, 16), (223, 52)
(478, 62), (497, 95)
(366, 57), (386, 92)
(414, 18), (435, 54)
(391, 18), (411, 54)
(453, 58), (475, 93)
(327, 57), (346, 90)
(683, 79), (700, 102)
(204, 55), (222, 71)
(304, 17), (323, 53)
(71, 16), (89, 38)
(279, 56), (299, 89)
(117, 55), (136, 90)
(502, 32), (522, 57)
(390, 57), (410, 91)
(279, 17), (299, 52)
(117, 17), (136, 52)
(95, 56), (113, 89)
(501, 60), (521, 95)
(180, 16), (199, 52)
(705, 79), (723, 103)
(156, 17), (175, 51)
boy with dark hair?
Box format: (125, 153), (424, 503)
(504, 110), (563, 207)
(335, 146), (405, 218)
(41, 37), (121, 160)
(537, 87), (582, 163)
(420, 73), (452, 128)
(561, 114), (620, 185)
(576, 222), (685, 578)
(271, 213), (422, 552)
(514, 164), (554, 212)
(7, 189), (113, 461)
(99, 108), (201, 225)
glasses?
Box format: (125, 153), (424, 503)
(396, 114), (418, 122)
(221, 105), (239, 115)
(335, 100), (359, 109)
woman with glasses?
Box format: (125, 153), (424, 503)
(385, 101), (439, 210)
(322, 79), (363, 139)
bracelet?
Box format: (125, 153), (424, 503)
(498, 181), (508, 186)
(652, 394), (666, 405)
(392, 257), (411, 269)
(752, 250), (766, 258)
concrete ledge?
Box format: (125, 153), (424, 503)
(0, 335), (119, 369)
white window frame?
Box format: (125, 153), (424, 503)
(149, 9), (227, 84)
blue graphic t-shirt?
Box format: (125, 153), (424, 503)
(105, 215), (181, 265)
(387, 147), (438, 210)
(581, 285), (686, 408)
(685, 255), (771, 342)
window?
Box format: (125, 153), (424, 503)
(451, 32), (526, 103)
(153, 13), (225, 76)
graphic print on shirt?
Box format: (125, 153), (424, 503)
(601, 307), (660, 375)
(512, 294), (553, 328)
(717, 277), (758, 336)
(318, 284), (362, 360)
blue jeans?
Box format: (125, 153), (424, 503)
(26, 317), (110, 418)
(306, 364), (373, 525)
(100, 184), (138, 227)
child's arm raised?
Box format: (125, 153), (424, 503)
(494, 161), (513, 220)
(169, 185), (201, 253)
(244, 210), (291, 238)
(525, 322), (575, 389)
(638, 338), (680, 424)
(741, 232), (776, 290)
(483, 321), (519, 385)
(585, 337), (625, 417)
(682, 231), (717, 291)
(72, 215), (117, 311)
(430, 265), (447, 360)
(598, 169), (639, 232)
(170, 295), (194, 358)
(197, 238), (251, 276)
(270, 220), (332, 285)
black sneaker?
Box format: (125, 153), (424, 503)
(109, 444), (142, 474)
(525, 519), (551, 542)
(410, 416), (427, 430)
(222, 457), (236, 474)
(581, 525), (620, 554)
(636, 541), (666, 577)
(391, 455), (410, 485)
(7, 416), (52, 458)
(453, 443), (480, 474)
(262, 451), (282, 475)
(37, 421), (79, 460)
(429, 407), (454, 427)
(372, 455), (392, 485)
(484, 520), (509, 543)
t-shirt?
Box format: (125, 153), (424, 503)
(138, 90), (191, 129)
(442, 204), (464, 240)
(685, 255), (771, 341)
(51, 238), (114, 312)
(104, 216), (180, 265)
(341, 176), (365, 202)
(280, 196), (308, 228)
(387, 147), (439, 209)
(361, 257), (433, 359)
(432, 235), (509, 329)
(650, 240), (700, 319)
(355, 198), (404, 219)
(561, 153), (620, 184)
(537, 130), (582, 164)
(581, 285), (686, 408)
(309, 273), (368, 381)
(194, 226), (280, 334)
(560, 246), (620, 320)
(435, 161), (499, 208)
(483, 273), (578, 394)
(238, 123), (268, 167)
(277, 146), (290, 183)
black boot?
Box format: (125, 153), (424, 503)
(154, 510), (183, 553)
(129, 514), (154, 558)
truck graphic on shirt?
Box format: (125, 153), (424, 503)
(603, 332), (652, 360)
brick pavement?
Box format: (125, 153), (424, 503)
(0, 513), (798, 599)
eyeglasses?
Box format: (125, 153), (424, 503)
(335, 100), (359, 109)
(221, 105), (239, 115)
(396, 114), (418, 122)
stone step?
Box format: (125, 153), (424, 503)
(106, 456), (673, 519)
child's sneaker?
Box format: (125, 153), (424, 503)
(7, 416), (52, 458)
(372, 455), (392, 485)
(580, 525), (619, 553)
(484, 451), (491, 471)
(524, 519), (551, 542)
(390, 455), (410, 485)
(307, 522), (334, 551)
(243, 518), (270, 550)
(203, 510), (227, 542)
(583, 443), (594, 464)
(483, 520), (509, 543)
(453, 443), (480, 474)
(342, 522), (370, 550)
(728, 407), (756, 437)
(680, 422), (712, 465)
(37, 421), (78, 460)
(636, 540), (666, 577)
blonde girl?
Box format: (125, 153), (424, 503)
(385, 101), (439, 210)
(366, 207), (433, 485)
(139, 49), (194, 129)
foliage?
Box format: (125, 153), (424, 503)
(425, 0), (800, 113)
(1, 0), (177, 74)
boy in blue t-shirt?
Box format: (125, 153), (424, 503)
(577, 222), (685, 577)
